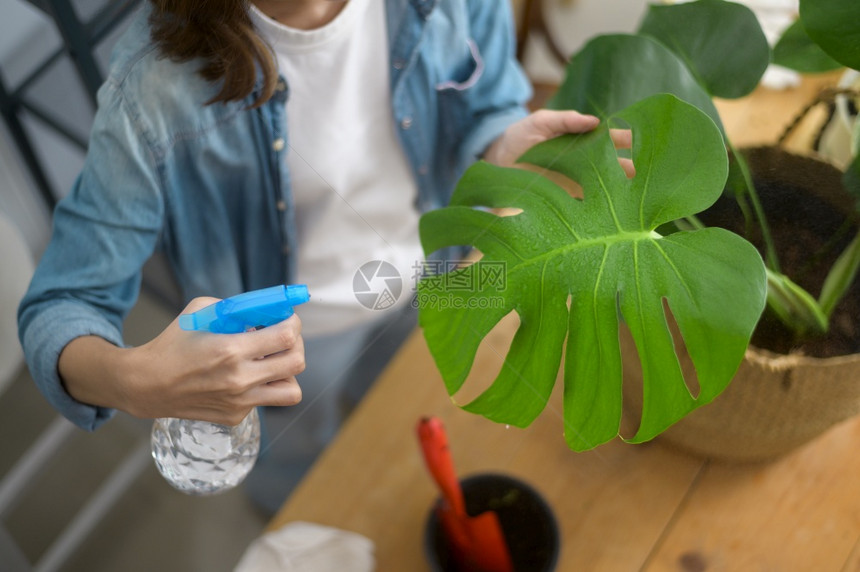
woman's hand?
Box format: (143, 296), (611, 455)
(59, 297), (305, 426)
(483, 109), (635, 177)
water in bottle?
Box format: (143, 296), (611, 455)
(151, 408), (261, 495)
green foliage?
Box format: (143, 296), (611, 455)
(799, 0), (860, 70)
(819, 234), (860, 319)
(632, 0), (860, 337)
(550, 5), (782, 276)
(773, 20), (844, 73)
(418, 0), (857, 452)
(418, 95), (767, 450)
(638, 0), (771, 99)
(547, 35), (721, 128)
(792, 0), (860, 329)
(765, 269), (828, 336)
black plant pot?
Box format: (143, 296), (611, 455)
(424, 473), (559, 572)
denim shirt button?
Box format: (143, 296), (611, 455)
(418, 164), (428, 175)
(393, 59), (406, 70)
(282, 244), (291, 255)
(276, 200), (287, 212)
(400, 117), (413, 130)
(275, 79), (287, 92)
(272, 138), (285, 151)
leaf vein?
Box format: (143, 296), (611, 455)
(652, 239), (696, 302)
(587, 156), (624, 232)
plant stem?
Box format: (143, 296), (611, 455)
(819, 230), (860, 319)
(728, 142), (781, 272)
(765, 268), (829, 336)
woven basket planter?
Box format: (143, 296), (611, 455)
(621, 327), (860, 462)
(622, 146), (860, 462)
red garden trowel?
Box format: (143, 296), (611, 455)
(417, 417), (514, 572)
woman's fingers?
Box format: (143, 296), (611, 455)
(207, 377), (299, 425)
(609, 128), (632, 150)
(533, 109), (600, 137)
(245, 336), (307, 385)
(240, 313), (303, 358)
(179, 298), (303, 361)
(608, 128), (635, 177)
(618, 157), (636, 178)
(243, 377), (303, 408)
(120, 296), (308, 424)
(529, 114), (635, 178)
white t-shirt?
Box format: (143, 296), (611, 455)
(250, 1), (424, 337)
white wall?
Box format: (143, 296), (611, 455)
(520, 0), (799, 84)
(521, 0), (652, 83)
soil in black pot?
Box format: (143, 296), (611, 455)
(698, 147), (860, 358)
(425, 473), (559, 572)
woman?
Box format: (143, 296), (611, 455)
(18, 0), (606, 513)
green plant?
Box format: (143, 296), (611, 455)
(417, 0), (859, 451)
(616, 0), (860, 340)
(419, 93), (765, 451)
(773, 2), (860, 320)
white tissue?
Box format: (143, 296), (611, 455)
(234, 521), (375, 572)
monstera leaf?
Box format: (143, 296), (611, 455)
(418, 95), (767, 451)
(548, 34), (722, 130)
(773, 19), (844, 73)
(799, 0), (860, 70)
(638, 0), (770, 99)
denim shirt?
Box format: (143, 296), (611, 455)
(18, 0), (531, 431)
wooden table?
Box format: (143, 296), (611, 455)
(269, 74), (860, 570)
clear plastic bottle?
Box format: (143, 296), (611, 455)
(149, 284), (309, 495)
(151, 409), (260, 495)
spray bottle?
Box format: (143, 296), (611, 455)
(151, 284), (310, 495)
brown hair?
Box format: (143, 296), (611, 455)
(148, 0), (277, 107)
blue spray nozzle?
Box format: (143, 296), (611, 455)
(178, 284), (310, 334)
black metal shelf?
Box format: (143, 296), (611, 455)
(0, 0), (141, 210)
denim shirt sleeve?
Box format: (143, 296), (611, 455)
(456, 0), (532, 167)
(17, 78), (164, 431)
